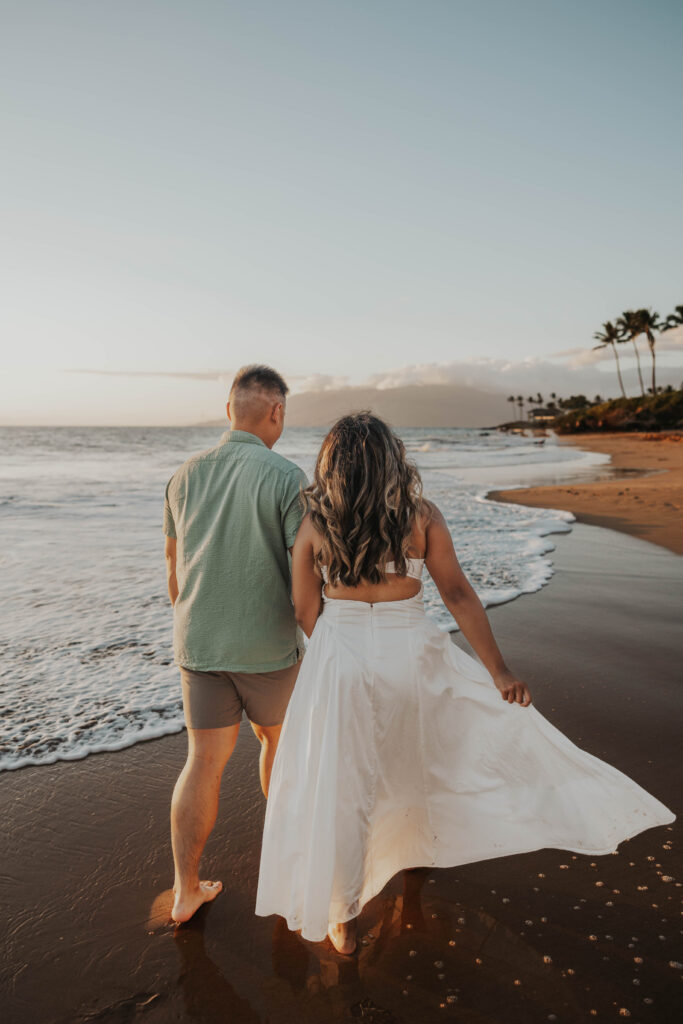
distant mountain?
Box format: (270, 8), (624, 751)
(281, 383), (507, 427)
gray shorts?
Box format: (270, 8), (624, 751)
(180, 661), (300, 729)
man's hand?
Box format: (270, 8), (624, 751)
(165, 536), (179, 606)
(492, 669), (532, 707)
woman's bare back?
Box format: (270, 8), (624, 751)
(319, 510), (430, 604)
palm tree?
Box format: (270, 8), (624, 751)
(507, 395), (517, 420)
(661, 305), (683, 331)
(616, 310), (645, 396)
(632, 308), (662, 394)
(527, 396), (535, 421)
(516, 395), (524, 419)
(593, 321), (626, 398)
(535, 392), (544, 406)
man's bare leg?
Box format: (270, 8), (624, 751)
(250, 722), (282, 798)
(171, 724), (240, 923)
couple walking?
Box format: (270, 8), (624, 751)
(163, 364), (673, 955)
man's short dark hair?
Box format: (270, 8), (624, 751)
(230, 364), (289, 399)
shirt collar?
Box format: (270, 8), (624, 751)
(220, 429), (267, 448)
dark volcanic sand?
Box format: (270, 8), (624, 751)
(1, 524), (681, 1024)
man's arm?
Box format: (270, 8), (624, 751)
(281, 467), (308, 550)
(165, 536), (179, 606)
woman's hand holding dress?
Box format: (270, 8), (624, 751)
(492, 668), (533, 706)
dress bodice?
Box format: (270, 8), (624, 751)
(385, 558), (425, 580)
(320, 558), (424, 584)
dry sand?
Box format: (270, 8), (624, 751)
(2, 524), (681, 1024)
(489, 432), (683, 555)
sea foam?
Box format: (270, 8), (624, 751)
(0, 425), (608, 771)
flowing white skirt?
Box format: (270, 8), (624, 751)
(255, 590), (675, 942)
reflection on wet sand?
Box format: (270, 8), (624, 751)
(174, 920), (260, 1023)
(3, 524), (680, 1023)
(253, 847), (680, 1024)
(260, 867), (565, 1022)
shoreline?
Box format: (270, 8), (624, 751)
(2, 430), (678, 780)
(2, 522), (681, 1023)
(487, 432), (683, 555)
(3, 431), (682, 1022)
(2, 431), (678, 781)
(0, 429), (618, 778)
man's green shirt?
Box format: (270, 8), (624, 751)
(163, 430), (307, 672)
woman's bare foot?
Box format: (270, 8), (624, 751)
(327, 919), (357, 955)
(171, 880), (222, 923)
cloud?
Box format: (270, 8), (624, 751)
(553, 326), (683, 368)
(550, 347), (605, 368)
(366, 357), (544, 392)
(288, 373), (350, 392)
(659, 325), (683, 348)
(362, 350), (682, 400)
(67, 368), (234, 382)
(66, 326), (683, 403)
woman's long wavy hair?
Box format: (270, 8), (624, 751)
(304, 412), (423, 586)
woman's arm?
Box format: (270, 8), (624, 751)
(424, 503), (532, 706)
(291, 514), (324, 638)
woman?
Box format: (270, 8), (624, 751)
(256, 413), (674, 954)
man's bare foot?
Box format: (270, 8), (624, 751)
(327, 919), (357, 955)
(171, 880), (222, 923)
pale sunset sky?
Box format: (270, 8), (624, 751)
(1, 0), (682, 424)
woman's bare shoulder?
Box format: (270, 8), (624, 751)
(296, 512), (317, 540)
(296, 512), (325, 556)
(418, 498), (446, 530)
(405, 499), (441, 557)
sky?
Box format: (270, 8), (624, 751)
(1, 0), (682, 424)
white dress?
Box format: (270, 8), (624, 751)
(256, 559), (675, 942)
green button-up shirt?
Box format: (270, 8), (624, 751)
(163, 430), (308, 672)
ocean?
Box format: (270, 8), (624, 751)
(0, 425), (609, 772)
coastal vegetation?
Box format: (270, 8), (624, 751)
(501, 303), (683, 433)
(552, 388), (683, 434)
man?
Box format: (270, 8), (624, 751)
(163, 364), (307, 923)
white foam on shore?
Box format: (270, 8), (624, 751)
(0, 426), (606, 771)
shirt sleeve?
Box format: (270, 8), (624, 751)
(281, 467), (308, 548)
(163, 478), (177, 538)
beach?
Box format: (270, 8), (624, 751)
(4, 1), (682, 1018)
(0, 425), (591, 773)
(2, 522), (681, 1024)
(488, 433), (683, 555)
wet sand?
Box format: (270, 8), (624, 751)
(2, 524), (681, 1024)
(489, 433), (683, 554)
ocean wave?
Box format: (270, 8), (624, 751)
(0, 425), (596, 771)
